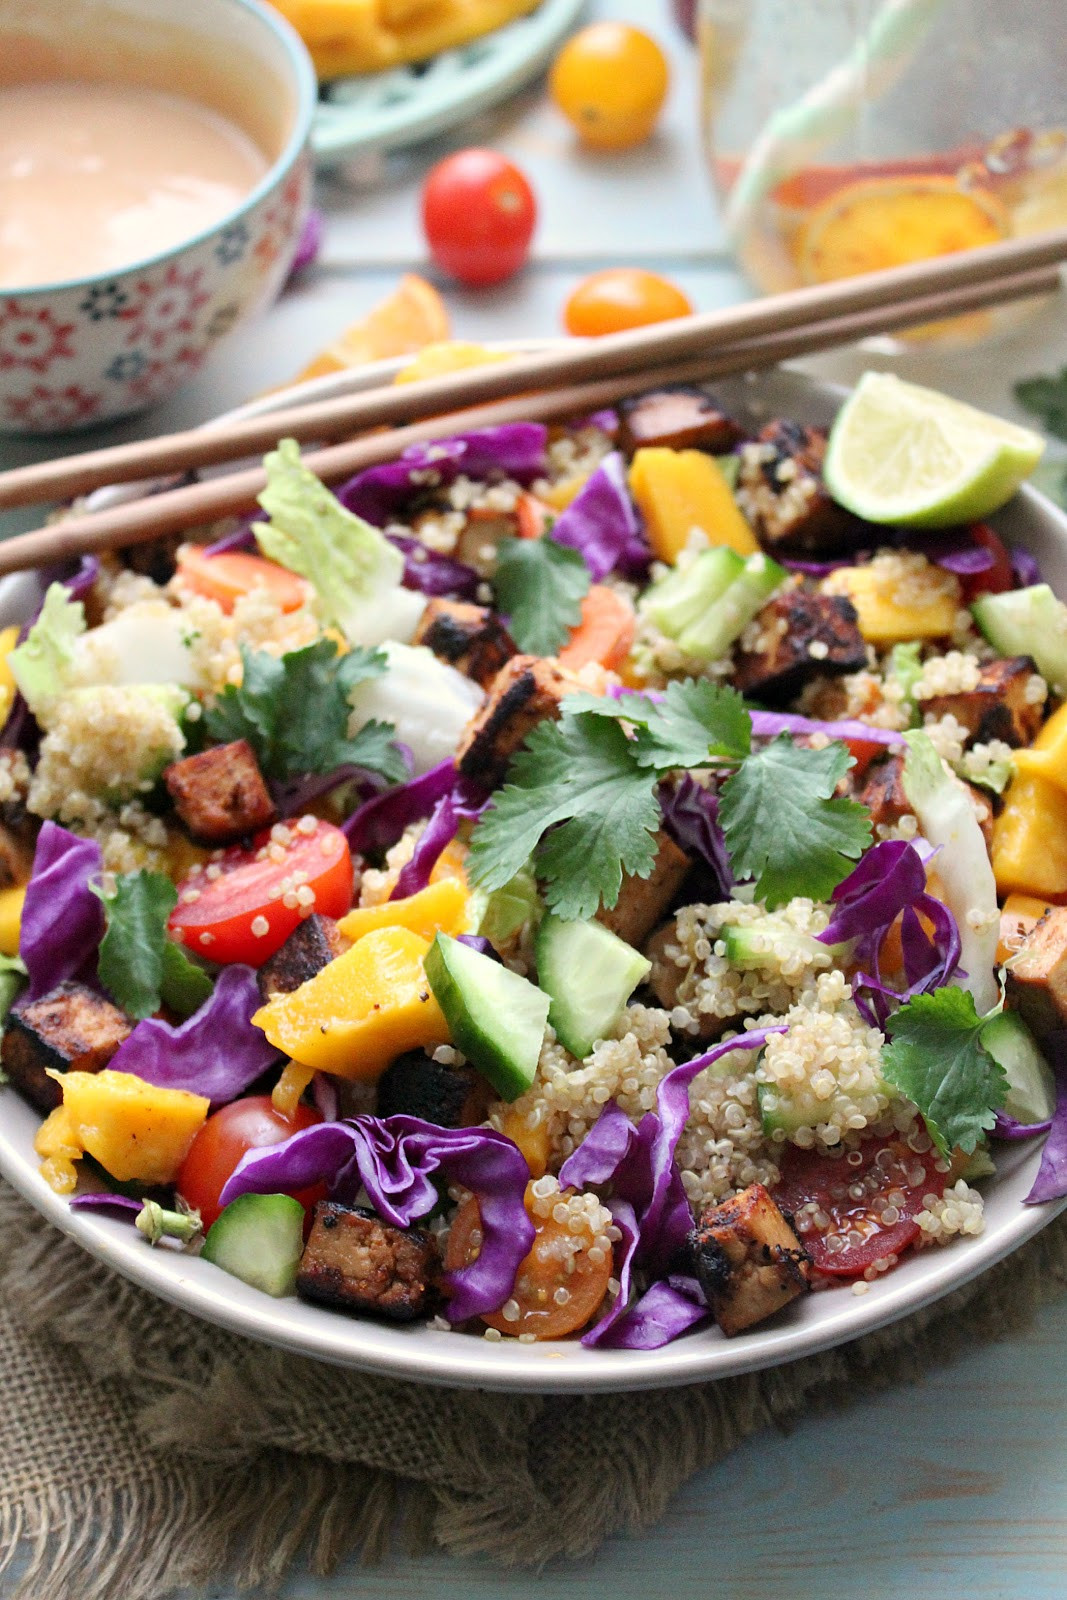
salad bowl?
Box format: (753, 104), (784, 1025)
(0, 361), (1064, 1393)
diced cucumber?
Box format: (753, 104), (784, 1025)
(721, 919), (835, 974)
(641, 546), (745, 640)
(971, 584), (1067, 696)
(980, 1010), (1057, 1126)
(535, 914), (651, 1060)
(424, 932), (549, 1101)
(757, 1080), (808, 1135)
(200, 1193), (305, 1297)
(677, 551), (788, 662)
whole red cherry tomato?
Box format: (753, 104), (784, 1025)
(957, 522), (1015, 604)
(177, 1095), (325, 1230)
(421, 149), (537, 287)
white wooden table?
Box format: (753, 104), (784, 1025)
(4, 2), (1067, 1595)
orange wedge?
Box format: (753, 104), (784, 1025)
(295, 273), (450, 382)
(796, 176), (1008, 285)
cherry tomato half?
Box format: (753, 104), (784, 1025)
(563, 268), (693, 337)
(957, 522), (1015, 604)
(175, 548), (310, 616)
(549, 23), (669, 151)
(773, 1134), (948, 1278)
(168, 819), (353, 966)
(421, 149), (537, 287)
(177, 1095), (325, 1230)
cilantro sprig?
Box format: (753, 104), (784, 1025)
(467, 679), (871, 915)
(204, 640), (407, 785)
(882, 987), (1008, 1158)
(493, 535), (590, 656)
(94, 871), (214, 1021)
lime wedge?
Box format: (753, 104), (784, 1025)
(824, 371), (1045, 529)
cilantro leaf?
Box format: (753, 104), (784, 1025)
(493, 535), (590, 656)
(467, 713), (660, 920)
(1015, 368), (1067, 443)
(204, 640), (406, 785)
(94, 871), (212, 1021)
(882, 987), (1008, 1157)
(718, 735), (870, 907)
(565, 679), (751, 769)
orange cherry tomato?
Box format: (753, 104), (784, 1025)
(444, 1183), (614, 1339)
(421, 149), (537, 287)
(176, 547), (309, 615)
(550, 22), (669, 151)
(564, 268), (693, 337)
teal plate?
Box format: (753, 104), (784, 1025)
(311, 0), (585, 164)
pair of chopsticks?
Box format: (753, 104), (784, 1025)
(0, 227), (1064, 578)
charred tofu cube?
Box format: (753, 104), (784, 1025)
(732, 590), (868, 703)
(736, 421), (866, 555)
(596, 831), (692, 948)
(920, 656), (1045, 748)
(1005, 906), (1067, 1036)
(618, 387), (744, 455)
(2, 981), (132, 1114)
(376, 1048), (488, 1127)
(414, 598), (517, 689)
(457, 654), (582, 790)
(860, 755), (913, 833)
(0, 822), (34, 891)
(164, 739), (276, 844)
(256, 914), (345, 1001)
(296, 1202), (439, 1322)
(689, 1184), (812, 1337)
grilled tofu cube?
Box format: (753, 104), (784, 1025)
(736, 421), (865, 555)
(596, 831), (692, 948)
(2, 981), (132, 1114)
(0, 822), (34, 891)
(164, 739), (276, 843)
(296, 1202), (439, 1322)
(732, 590), (867, 703)
(689, 1183), (812, 1337)
(457, 654), (583, 790)
(1004, 906), (1067, 1036)
(376, 1048), (488, 1127)
(618, 387), (744, 455)
(859, 755), (912, 833)
(920, 656), (1045, 748)
(256, 914), (345, 1002)
(413, 598), (517, 689)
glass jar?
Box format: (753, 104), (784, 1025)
(700, 0), (1067, 343)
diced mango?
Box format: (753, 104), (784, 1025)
(253, 925), (450, 1079)
(271, 1059), (316, 1116)
(0, 885), (25, 956)
(628, 448), (758, 563)
(541, 473), (590, 512)
(0, 623), (19, 726)
(37, 1070), (210, 1191)
(500, 1107), (550, 1178)
(394, 340), (511, 386)
(338, 876), (471, 946)
(34, 1105), (82, 1195)
(993, 772), (1067, 901)
(1014, 700), (1067, 795)
(826, 563), (960, 645)
(997, 892), (1054, 965)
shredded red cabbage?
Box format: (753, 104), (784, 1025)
(748, 709), (900, 748)
(593, 1277), (710, 1350)
(1025, 1071), (1067, 1204)
(20, 822), (104, 1001)
(203, 519), (256, 556)
(385, 533), (482, 599)
(909, 529), (996, 575)
(782, 556), (859, 576)
(337, 425), (549, 527)
(69, 1192), (143, 1217)
(392, 776), (487, 899)
(817, 838), (927, 945)
(549, 453), (650, 581)
(567, 408), (619, 435)
(312, 1073), (340, 1123)
(218, 1114), (533, 1321)
(657, 774), (732, 898)
(995, 1108), (1054, 1140)
(1012, 547), (1042, 587)
(107, 965), (279, 1107)
(342, 759), (456, 854)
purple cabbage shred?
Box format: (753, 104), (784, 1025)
(657, 774), (733, 899)
(337, 424), (549, 527)
(19, 822), (104, 1001)
(549, 453), (651, 581)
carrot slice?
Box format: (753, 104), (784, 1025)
(177, 548), (309, 615)
(515, 491), (551, 540)
(558, 584), (636, 672)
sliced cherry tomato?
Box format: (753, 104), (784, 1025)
(168, 819), (353, 966)
(842, 735), (891, 781)
(421, 149), (537, 287)
(176, 547), (310, 615)
(773, 1134), (948, 1278)
(563, 268), (693, 337)
(177, 1095), (325, 1230)
(444, 1183), (614, 1339)
(957, 522), (1015, 603)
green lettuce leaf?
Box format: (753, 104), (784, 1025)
(9, 584), (85, 712)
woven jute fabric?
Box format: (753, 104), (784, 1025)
(2, 1180), (1066, 1600)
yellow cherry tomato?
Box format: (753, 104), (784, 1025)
(549, 22), (669, 151)
(563, 268), (692, 337)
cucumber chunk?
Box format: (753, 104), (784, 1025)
(980, 1010), (1057, 1126)
(535, 914), (651, 1060)
(971, 584), (1067, 696)
(677, 551), (788, 662)
(424, 932), (549, 1101)
(200, 1192), (305, 1297)
(641, 546), (745, 641)
(721, 919), (835, 974)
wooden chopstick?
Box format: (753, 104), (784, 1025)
(0, 227), (1065, 512)
(0, 256), (1059, 579)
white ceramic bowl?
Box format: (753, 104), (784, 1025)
(0, 0), (317, 434)
(0, 363), (1064, 1392)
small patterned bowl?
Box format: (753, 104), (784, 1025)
(0, 0), (317, 435)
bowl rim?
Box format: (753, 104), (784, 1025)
(0, 0), (318, 299)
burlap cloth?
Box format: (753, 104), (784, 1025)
(2, 1179), (1066, 1600)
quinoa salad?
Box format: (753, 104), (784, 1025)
(2, 372), (1066, 1352)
